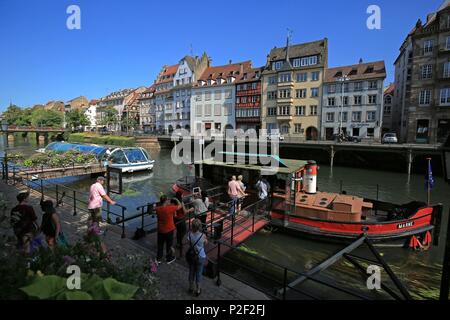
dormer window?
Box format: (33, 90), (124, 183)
(273, 61), (283, 70)
(227, 76), (235, 83)
(348, 69), (357, 76)
(365, 66), (375, 73)
(334, 71), (343, 78)
(243, 73), (248, 80)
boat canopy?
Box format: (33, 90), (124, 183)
(45, 142), (109, 159)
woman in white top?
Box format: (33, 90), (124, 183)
(187, 219), (208, 296)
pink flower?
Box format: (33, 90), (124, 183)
(150, 259), (158, 273)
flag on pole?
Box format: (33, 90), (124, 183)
(425, 158), (435, 190)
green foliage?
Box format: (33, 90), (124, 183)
(68, 133), (136, 147)
(5, 152), (25, 164)
(98, 106), (119, 127)
(30, 107), (64, 128)
(3, 104), (31, 126)
(21, 150), (97, 168)
(66, 109), (90, 131)
(20, 274), (138, 300)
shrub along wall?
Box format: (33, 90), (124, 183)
(68, 133), (136, 147)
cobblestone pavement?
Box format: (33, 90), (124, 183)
(0, 181), (269, 300)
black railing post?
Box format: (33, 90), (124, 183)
(121, 207), (126, 238)
(55, 184), (59, 207)
(439, 207), (450, 301)
(231, 214), (235, 246)
(282, 268), (288, 300)
(73, 190), (77, 216)
(340, 180), (343, 194)
(141, 206), (145, 229)
(12, 166), (16, 185)
(252, 206), (256, 233)
(216, 242), (222, 286)
(40, 179), (44, 196)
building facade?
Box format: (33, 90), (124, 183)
(84, 100), (97, 131)
(191, 61), (253, 137)
(138, 86), (156, 133)
(98, 89), (135, 131)
(321, 61), (386, 141)
(382, 84), (396, 135)
(154, 65), (178, 134)
(235, 67), (263, 132)
(394, 1), (450, 144)
(261, 39), (328, 140)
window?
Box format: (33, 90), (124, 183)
(296, 73), (307, 82)
(311, 88), (319, 97)
(212, 104), (221, 116)
(281, 125), (290, 134)
(278, 106), (290, 115)
(252, 82), (257, 90)
(205, 92), (211, 101)
(328, 97), (336, 106)
(296, 89), (307, 99)
(203, 104), (211, 116)
(328, 84), (336, 94)
(444, 62), (450, 78)
(446, 36), (450, 50)
(368, 95), (377, 104)
(354, 96), (362, 105)
(423, 40), (434, 54)
(419, 90), (431, 105)
(293, 58), (301, 67)
(369, 81), (378, 89)
(310, 105), (318, 115)
(326, 112), (335, 122)
(367, 111), (376, 122)
(440, 88), (450, 105)
(224, 90), (232, 99)
(278, 89), (291, 99)
(354, 82), (363, 91)
(195, 92), (202, 101)
(367, 128), (375, 137)
(342, 96), (349, 106)
(384, 105), (392, 114)
(195, 105), (202, 117)
(267, 91), (277, 100)
(339, 112), (348, 122)
(294, 124), (302, 133)
(214, 90), (222, 100)
(421, 64), (433, 79)
(267, 107), (277, 116)
(279, 73), (292, 83)
(224, 103), (232, 116)
(295, 106), (306, 116)
(352, 111), (362, 122)
(273, 61), (283, 70)
(269, 76), (277, 84)
(385, 95), (392, 104)
(311, 72), (320, 81)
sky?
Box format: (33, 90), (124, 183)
(0, 0), (445, 111)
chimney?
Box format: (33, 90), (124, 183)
(359, 58), (363, 64)
(229, 59), (232, 64)
(240, 63), (244, 75)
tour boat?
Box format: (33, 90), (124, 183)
(175, 152), (442, 248)
(40, 142), (155, 173)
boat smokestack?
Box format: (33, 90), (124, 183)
(303, 160), (318, 194)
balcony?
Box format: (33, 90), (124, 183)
(276, 114), (293, 121)
(277, 97), (293, 104)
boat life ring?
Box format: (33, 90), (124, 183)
(409, 231), (432, 251)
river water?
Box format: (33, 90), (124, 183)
(3, 135), (450, 300)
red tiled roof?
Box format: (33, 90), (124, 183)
(384, 83), (395, 95)
(324, 61), (386, 83)
(197, 61), (252, 83)
(89, 99), (98, 105)
(155, 64), (179, 84)
(236, 67), (264, 83)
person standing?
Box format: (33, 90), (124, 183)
(255, 176), (271, 214)
(227, 176), (243, 216)
(40, 199), (64, 250)
(236, 175), (247, 214)
(174, 191), (187, 255)
(156, 196), (182, 264)
(10, 192), (38, 255)
(187, 219), (208, 297)
(87, 176), (116, 226)
(187, 192), (208, 232)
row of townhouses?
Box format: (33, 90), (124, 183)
(41, 1), (450, 144)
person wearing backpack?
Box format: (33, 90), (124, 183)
(40, 199), (66, 249)
(186, 219), (208, 297)
(10, 192), (38, 255)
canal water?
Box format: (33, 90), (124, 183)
(3, 134), (450, 300)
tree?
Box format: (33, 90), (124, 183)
(98, 106), (118, 130)
(30, 108), (64, 128)
(3, 105), (30, 126)
(66, 109), (90, 132)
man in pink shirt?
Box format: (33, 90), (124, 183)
(227, 175), (243, 216)
(88, 176), (116, 224)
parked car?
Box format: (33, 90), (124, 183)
(382, 133), (398, 144)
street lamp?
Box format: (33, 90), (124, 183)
(338, 75), (350, 137)
(1, 119), (9, 181)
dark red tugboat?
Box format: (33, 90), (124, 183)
(174, 152), (442, 248)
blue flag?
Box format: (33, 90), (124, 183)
(426, 159), (435, 190)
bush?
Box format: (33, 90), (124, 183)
(68, 133), (135, 147)
(22, 150), (97, 168)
